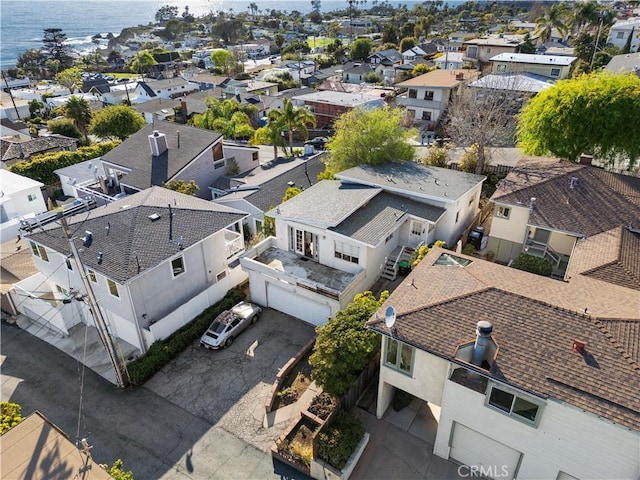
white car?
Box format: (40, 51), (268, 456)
(200, 301), (262, 349)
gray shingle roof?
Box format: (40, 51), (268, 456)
(100, 121), (222, 191)
(337, 162), (485, 201)
(2, 136), (78, 162)
(242, 156), (326, 212)
(268, 180), (381, 228)
(330, 191), (445, 245)
(27, 187), (246, 282)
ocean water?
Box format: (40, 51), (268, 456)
(0, 0), (467, 69)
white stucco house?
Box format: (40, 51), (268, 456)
(607, 17), (640, 53)
(55, 121), (260, 202)
(367, 246), (640, 480)
(486, 157), (640, 279)
(0, 170), (47, 244)
(395, 69), (479, 129)
(14, 187), (248, 359)
(240, 162), (484, 325)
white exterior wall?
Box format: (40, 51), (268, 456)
(489, 204), (529, 244)
(548, 231), (577, 257)
(435, 378), (640, 480)
(491, 62), (572, 79)
(222, 144), (260, 173)
(377, 341), (450, 418)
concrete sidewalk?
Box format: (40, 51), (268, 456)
(351, 408), (465, 480)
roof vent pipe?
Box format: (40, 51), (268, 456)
(471, 321), (493, 367)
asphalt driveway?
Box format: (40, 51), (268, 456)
(2, 308), (315, 479)
(145, 308), (316, 452)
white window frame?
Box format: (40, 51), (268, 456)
(485, 383), (542, 426)
(550, 67), (560, 77)
(27, 193), (37, 202)
(424, 90), (434, 101)
(495, 206), (511, 219)
(107, 279), (120, 298)
(87, 269), (97, 283)
(216, 270), (227, 282)
(171, 256), (186, 277)
(66, 257), (73, 271)
(334, 241), (359, 264)
(38, 245), (49, 262)
(384, 337), (414, 375)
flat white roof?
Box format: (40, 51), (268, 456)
(0, 169), (44, 194)
(292, 90), (383, 107)
(490, 53), (577, 66)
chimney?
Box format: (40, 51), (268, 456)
(455, 72), (464, 80)
(148, 130), (168, 157)
(569, 176), (578, 189)
(579, 154), (593, 165)
(471, 321), (493, 367)
(572, 339), (586, 354)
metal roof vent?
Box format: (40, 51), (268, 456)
(287, 181), (295, 186)
(148, 213), (161, 221)
(569, 176), (578, 189)
(83, 231), (93, 247)
(472, 321), (493, 367)
(529, 197), (537, 209)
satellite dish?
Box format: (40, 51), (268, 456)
(385, 306), (396, 329)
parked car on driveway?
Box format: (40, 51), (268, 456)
(200, 301), (262, 349)
(304, 137), (328, 149)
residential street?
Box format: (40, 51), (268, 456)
(1, 313), (315, 479)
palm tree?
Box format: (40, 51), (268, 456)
(535, 3), (569, 43)
(65, 96), (92, 143)
(267, 98), (316, 155)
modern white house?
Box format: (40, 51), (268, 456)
(486, 157), (640, 279)
(240, 162), (484, 325)
(489, 53), (577, 80)
(56, 121), (260, 202)
(133, 78), (200, 101)
(0, 170), (47, 244)
(433, 52), (465, 70)
(367, 246), (640, 480)
(14, 187), (248, 358)
(395, 69), (479, 129)
(607, 17), (640, 53)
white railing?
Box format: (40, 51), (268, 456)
(224, 229), (244, 258)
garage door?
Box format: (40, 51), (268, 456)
(266, 282), (331, 326)
(450, 423), (522, 480)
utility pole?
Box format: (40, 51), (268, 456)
(1, 70), (22, 120)
(60, 216), (126, 388)
(590, 15), (604, 71)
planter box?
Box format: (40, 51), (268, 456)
(310, 432), (370, 480)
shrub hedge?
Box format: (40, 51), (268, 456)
(512, 252), (553, 277)
(315, 411), (365, 471)
(126, 288), (245, 385)
(8, 141), (120, 185)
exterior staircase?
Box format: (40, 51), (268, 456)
(381, 245), (416, 281)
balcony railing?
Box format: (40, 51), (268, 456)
(224, 229), (244, 258)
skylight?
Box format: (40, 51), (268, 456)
(435, 253), (472, 267)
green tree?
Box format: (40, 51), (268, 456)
(421, 144), (450, 168)
(363, 72), (382, 83)
(129, 51), (157, 77)
(267, 98), (316, 155)
(162, 179), (199, 195)
(534, 3), (569, 43)
(103, 459), (135, 480)
(252, 122), (286, 158)
(155, 5), (179, 22)
(517, 72), (640, 166)
(1, 402), (25, 434)
(519, 33), (536, 54)
(47, 118), (82, 140)
(191, 98), (256, 139)
(42, 28), (73, 69)
(622, 27), (635, 55)
(399, 36), (416, 53)
(412, 63), (434, 76)
(210, 49), (235, 75)
(283, 186), (302, 202)
(309, 291), (388, 398)
(28, 99), (45, 118)
(64, 96), (92, 142)
(263, 70), (299, 91)
(274, 33), (285, 50)
(89, 105), (145, 141)
(16, 49), (45, 79)
(350, 38), (372, 61)
(325, 106), (416, 173)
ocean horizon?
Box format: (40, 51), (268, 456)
(0, 0), (470, 69)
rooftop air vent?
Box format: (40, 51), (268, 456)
(148, 213), (161, 221)
(83, 231), (93, 247)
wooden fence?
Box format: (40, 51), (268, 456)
(339, 350), (381, 411)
